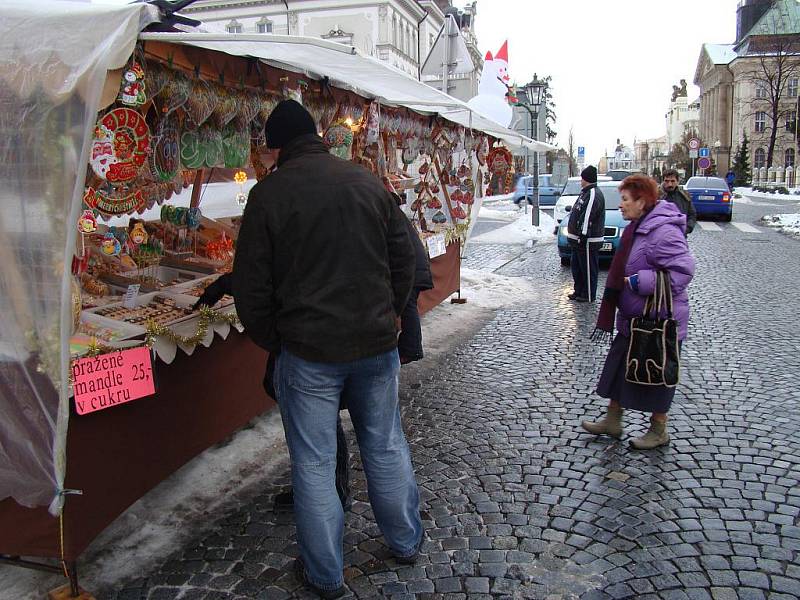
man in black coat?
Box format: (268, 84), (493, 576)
(566, 165), (605, 302)
(232, 100), (422, 598)
(660, 168), (697, 235)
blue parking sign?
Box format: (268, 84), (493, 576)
(577, 146), (585, 157)
(699, 147), (710, 157)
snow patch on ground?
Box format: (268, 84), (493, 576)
(454, 267), (536, 309)
(760, 213), (800, 238)
(470, 208), (556, 245)
(736, 187), (800, 203)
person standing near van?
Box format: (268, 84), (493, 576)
(566, 166), (605, 302)
(660, 169), (696, 235)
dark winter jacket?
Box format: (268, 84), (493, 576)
(232, 134), (415, 363)
(618, 200), (695, 340)
(404, 217), (433, 292)
(566, 183), (606, 247)
(660, 186), (697, 234)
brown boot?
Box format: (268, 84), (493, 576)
(581, 406), (623, 438)
(630, 419), (670, 449)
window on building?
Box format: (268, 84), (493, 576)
(754, 148), (766, 168)
(786, 148), (796, 168)
(789, 77), (799, 98)
(755, 111), (767, 133)
(787, 110), (798, 133)
(256, 19), (273, 33)
(226, 20), (242, 33)
(755, 83), (768, 99)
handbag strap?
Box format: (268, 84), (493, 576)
(642, 272), (674, 319)
(660, 271), (674, 318)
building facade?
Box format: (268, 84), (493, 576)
(183, 0), (481, 100)
(665, 94), (700, 152)
(634, 135), (669, 176)
(693, 0), (800, 175)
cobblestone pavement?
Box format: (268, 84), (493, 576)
(110, 197), (800, 600)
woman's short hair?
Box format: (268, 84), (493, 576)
(619, 174), (660, 210)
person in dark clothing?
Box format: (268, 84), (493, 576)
(392, 193), (433, 364)
(725, 169), (735, 192)
(194, 274), (352, 512)
(232, 100), (422, 599)
(566, 165), (605, 302)
(660, 168), (697, 235)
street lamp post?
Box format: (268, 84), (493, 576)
(519, 76), (546, 226)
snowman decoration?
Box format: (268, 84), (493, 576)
(119, 62), (146, 107)
(467, 41), (514, 128)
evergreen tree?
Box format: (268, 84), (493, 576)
(731, 133), (751, 186)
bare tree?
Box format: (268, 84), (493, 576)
(567, 127), (577, 176)
(738, 13), (800, 167)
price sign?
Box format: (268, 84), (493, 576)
(72, 346), (156, 415)
(122, 284), (140, 309)
(426, 233), (447, 259)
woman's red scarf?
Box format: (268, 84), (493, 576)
(592, 221), (637, 341)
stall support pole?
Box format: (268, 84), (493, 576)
(189, 169), (204, 209)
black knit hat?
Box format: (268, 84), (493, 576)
(580, 165), (597, 184)
(264, 99), (318, 149)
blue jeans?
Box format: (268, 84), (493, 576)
(275, 348), (422, 591)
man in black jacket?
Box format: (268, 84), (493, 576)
(232, 100), (422, 599)
(660, 169), (697, 235)
(566, 165), (605, 302)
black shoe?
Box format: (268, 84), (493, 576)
(295, 559), (346, 599)
(393, 535), (424, 565)
(573, 296), (589, 303)
(568, 293), (577, 300)
(274, 490), (294, 511)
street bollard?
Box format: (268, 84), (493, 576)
(530, 196), (539, 227)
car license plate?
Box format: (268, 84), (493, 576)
(699, 195), (716, 200)
(601, 242), (612, 251)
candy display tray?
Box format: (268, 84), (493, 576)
(85, 292), (199, 329)
(100, 266), (208, 293)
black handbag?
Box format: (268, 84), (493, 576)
(625, 271), (680, 387)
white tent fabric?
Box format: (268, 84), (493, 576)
(137, 33), (556, 153)
(0, 1), (157, 513)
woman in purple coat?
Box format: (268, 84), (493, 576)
(582, 174), (695, 449)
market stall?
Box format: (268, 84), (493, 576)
(0, 3), (553, 595)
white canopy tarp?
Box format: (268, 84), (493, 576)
(137, 32), (556, 153)
(0, 1), (157, 514)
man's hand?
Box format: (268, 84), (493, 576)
(193, 276), (229, 310)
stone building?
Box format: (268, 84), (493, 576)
(694, 0), (800, 174)
(182, 0), (482, 101)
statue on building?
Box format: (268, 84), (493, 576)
(671, 79), (688, 102)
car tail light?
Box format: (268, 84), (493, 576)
(722, 193), (730, 202)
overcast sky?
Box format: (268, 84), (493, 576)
(453, 0), (741, 164)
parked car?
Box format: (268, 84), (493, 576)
(684, 176), (733, 221)
(556, 181), (628, 266)
(604, 169), (633, 181)
(553, 175), (612, 226)
(512, 174), (562, 207)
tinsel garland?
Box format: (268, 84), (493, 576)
(143, 306), (240, 347)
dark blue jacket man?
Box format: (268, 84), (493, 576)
(566, 165), (605, 302)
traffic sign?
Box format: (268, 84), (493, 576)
(577, 146), (585, 157)
(689, 150), (698, 159)
(699, 147), (710, 158)
(698, 157), (711, 170)
(688, 138), (700, 150)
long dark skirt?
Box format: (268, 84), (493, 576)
(596, 334), (679, 414)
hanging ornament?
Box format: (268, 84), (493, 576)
(100, 231), (122, 257)
(90, 108), (150, 184)
(84, 186), (146, 216)
(118, 61), (147, 107)
(234, 169), (248, 206)
(129, 222), (149, 246)
(77, 210), (97, 234)
(432, 211), (447, 224)
(149, 113), (181, 183)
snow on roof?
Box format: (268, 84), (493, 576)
(704, 43), (737, 65)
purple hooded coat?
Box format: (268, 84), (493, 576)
(617, 200), (695, 340)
